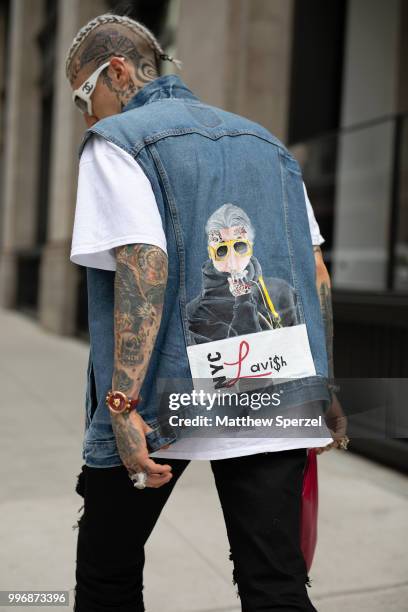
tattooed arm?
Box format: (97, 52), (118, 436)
(314, 246), (334, 378)
(313, 246), (346, 453)
(110, 243), (173, 486)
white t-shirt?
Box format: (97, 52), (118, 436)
(71, 135), (332, 460)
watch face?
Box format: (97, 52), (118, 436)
(108, 391), (128, 413)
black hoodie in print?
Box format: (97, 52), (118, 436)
(186, 256), (300, 346)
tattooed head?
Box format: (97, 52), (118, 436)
(66, 13), (181, 80)
(66, 14), (182, 122)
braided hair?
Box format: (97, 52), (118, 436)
(65, 13), (182, 79)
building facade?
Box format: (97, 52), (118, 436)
(1, 0), (407, 467)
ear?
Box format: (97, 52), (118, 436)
(108, 56), (129, 83)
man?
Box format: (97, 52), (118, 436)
(67, 13), (346, 612)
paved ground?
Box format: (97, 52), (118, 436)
(0, 308), (407, 612)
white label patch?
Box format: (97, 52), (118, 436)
(187, 324), (316, 393)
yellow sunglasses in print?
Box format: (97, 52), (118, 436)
(208, 238), (253, 261)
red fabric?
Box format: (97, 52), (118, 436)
(300, 449), (318, 572)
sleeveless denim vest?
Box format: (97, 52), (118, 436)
(79, 74), (330, 468)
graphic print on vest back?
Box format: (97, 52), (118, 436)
(186, 203), (316, 393)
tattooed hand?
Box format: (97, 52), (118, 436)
(111, 409), (173, 487)
(314, 393), (348, 454)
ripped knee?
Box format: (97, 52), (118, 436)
(75, 466), (86, 498)
(228, 549), (240, 599)
(72, 466), (86, 531)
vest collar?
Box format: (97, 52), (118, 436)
(122, 74), (200, 112)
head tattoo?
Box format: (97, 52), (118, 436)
(65, 13), (182, 81)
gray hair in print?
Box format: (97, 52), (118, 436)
(205, 203), (255, 242)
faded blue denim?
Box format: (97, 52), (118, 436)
(79, 74), (329, 467)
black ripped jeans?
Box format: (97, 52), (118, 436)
(74, 448), (317, 612)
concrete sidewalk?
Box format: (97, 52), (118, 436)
(0, 309), (407, 612)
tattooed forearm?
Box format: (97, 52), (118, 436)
(112, 244), (168, 396)
(319, 281), (334, 378)
(111, 408), (145, 466)
(313, 246), (334, 378)
(110, 244), (167, 464)
(113, 369), (133, 394)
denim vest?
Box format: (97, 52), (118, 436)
(80, 74), (329, 468)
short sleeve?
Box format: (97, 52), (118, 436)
(303, 182), (325, 246)
(70, 135), (167, 271)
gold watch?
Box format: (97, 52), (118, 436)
(105, 390), (141, 415)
